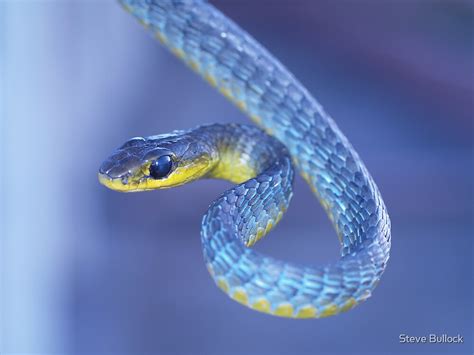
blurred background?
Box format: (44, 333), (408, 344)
(1, 0), (472, 354)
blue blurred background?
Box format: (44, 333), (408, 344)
(1, 0), (472, 354)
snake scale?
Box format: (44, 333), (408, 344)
(99, 0), (391, 318)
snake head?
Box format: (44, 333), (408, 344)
(98, 131), (217, 192)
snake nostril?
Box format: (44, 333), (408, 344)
(99, 159), (114, 175)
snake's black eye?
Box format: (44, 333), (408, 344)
(149, 155), (173, 179)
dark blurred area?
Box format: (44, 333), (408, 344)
(1, 0), (472, 354)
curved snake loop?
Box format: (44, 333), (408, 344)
(100, 0), (391, 318)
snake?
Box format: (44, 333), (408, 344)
(98, 0), (391, 319)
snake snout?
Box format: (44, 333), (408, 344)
(99, 150), (144, 180)
(98, 158), (138, 191)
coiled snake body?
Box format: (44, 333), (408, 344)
(99, 0), (391, 318)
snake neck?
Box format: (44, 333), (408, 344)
(194, 124), (289, 185)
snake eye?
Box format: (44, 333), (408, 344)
(149, 155), (173, 179)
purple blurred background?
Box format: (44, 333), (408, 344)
(2, 0), (472, 354)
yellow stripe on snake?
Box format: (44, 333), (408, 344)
(99, 0), (391, 318)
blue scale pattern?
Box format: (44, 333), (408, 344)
(118, 0), (391, 318)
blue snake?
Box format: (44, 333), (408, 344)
(99, 0), (391, 318)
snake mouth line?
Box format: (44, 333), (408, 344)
(98, 173), (140, 192)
